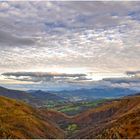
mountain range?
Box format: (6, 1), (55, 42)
(54, 87), (138, 101)
(0, 86), (140, 139)
(0, 86), (68, 107)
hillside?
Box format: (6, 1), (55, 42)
(71, 95), (140, 139)
(54, 99), (109, 116)
(28, 90), (68, 107)
(0, 96), (64, 139)
(39, 95), (140, 139)
(0, 92), (140, 139)
(0, 86), (42, 107)
(39, 109), (71, 130)
(0, 86), (68, 107)
(28, 90), (66, 101)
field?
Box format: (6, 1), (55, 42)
(52, 99), (109, 115)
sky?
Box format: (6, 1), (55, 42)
(0, 1), (140, 91)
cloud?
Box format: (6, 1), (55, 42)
(101, 71), (140, 91)
(125, 71), (140, 84)
(103, 77), (140, 84)
(2, 72), (89, 83)
(0, 30), (35, 47)
(102, 70), (140, 84)
(1, 1), (140, 34)
(126, 71), (140, 76)
(1, 71), (140, 91)
(0, 1), (140, 84)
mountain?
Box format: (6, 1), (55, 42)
(16, 92), (140, 138)
(28, 90), (68, 107)
(0, 96), (64, 139)
(0, 86), (68, 107)
(55, 87), (138, 101)
(71, 95), (140, 139)
(0, 86), (42, 107)
(0, 87), (140, 139)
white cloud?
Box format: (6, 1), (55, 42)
(0, 1), (140, 89)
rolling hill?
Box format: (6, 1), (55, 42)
(0, 86), (42, 107)
(28, 90), (66, 102)
(31, 94), (140, 139)
(28, 90), (68, 107)
(0, 86), (139, 139)
(0, 96), (64, 139)
(71, 95), (140, 139)
(0, 86), (68, 107)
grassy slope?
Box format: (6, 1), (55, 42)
(54, 99), (108, 115)
(0, 96), (64, 139)
(0, 94), (140, 139)
(41, 96), (140, 139)
(71, 96), (140, 139)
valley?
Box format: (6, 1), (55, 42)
(0, 86), (140, 139)
(53, 99), (109, 115)
(1, 1), (140, 139)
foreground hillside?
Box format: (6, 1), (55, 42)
(29, 94), (140, 139)
(71, 95), (140, 139)
(0, 96), (64, 139)
(0, 93), (140, 139)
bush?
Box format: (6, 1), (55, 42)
(67, 124), (78, 135)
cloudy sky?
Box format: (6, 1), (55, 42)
(0, 1), (140, 90)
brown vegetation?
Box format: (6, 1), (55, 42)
(0, 94), (140, 139)
(71, 96), (140, 139)
(0, 96), (64, 139)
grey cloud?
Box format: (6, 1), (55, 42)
(103, 77), (140, 84)
(1, 1), (140, 34)
(2, 72), (86, 77)
(2, 72), (88, 83)
(126, 71), (140, 76)
(0, 30), (35, 47)
(95, 76), (140, 91)
(100, 70), (140, 91)
(0, 1), (140, 76)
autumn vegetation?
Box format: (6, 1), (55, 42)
(0, 94), (140, 139)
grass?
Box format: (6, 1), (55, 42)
(67, 124), (79, 136)
(56, 99), (109, 115)
(59, 106), (80, 113)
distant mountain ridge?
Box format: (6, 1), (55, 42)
(0, 86), (68, 107)
(28, 90), (67, 102)
(0, 86), (42, 106)
(0, 86), (138, 107)
(54, 87), (138, 101)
